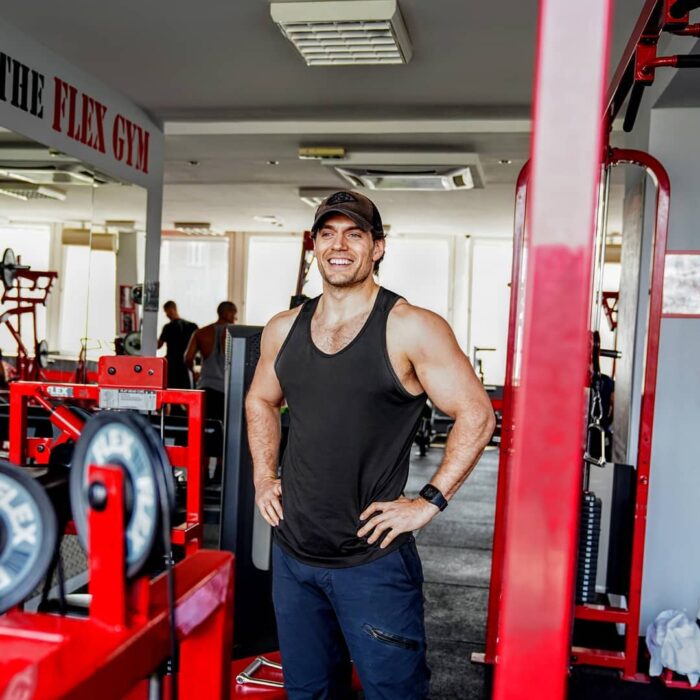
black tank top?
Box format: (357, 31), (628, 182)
(273, 287), (427, 567)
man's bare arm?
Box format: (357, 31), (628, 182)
(359, 306), (495, 547)
(245, 309), (299, 526)
(184, 328), (202, 371)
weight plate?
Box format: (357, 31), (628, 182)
(1, 248), (16, 289)
(123, 331), (142, 356)
(0, 461), (57, 614)
(69, 412), (175, 579)
(130, 285), (143, 306)
(36, 339), (49, 369)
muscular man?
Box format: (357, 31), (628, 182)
(184, 301), (237, 421)
(157, 300), (197, 389)
(246, 191), (495, 700)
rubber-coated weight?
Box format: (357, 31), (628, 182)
(0, 461), (57, 613)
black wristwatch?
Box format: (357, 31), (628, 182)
(419, 484), (448, 511)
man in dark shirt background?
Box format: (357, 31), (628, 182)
(157, 300), (198, 389)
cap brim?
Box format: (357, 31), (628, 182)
(312, 207), (373, 234)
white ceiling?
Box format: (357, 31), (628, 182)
(0, 0), (647, 236)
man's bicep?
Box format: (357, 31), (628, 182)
(248, 321), (286, 406)
(410, 314), (485, 417)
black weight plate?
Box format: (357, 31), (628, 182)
(70, 411), (167, 579)
(1, 248), (16, 289)
(123, 412), (176, 520)
(0, 461), (57, 613)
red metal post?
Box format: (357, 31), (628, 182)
(493, 2), (612, 699)
(89, 464), (128, 629)
(612, 149), (670, 679)
(484, 162), (529, 662)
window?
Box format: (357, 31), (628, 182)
(246, 236), (305, 326)
(469, 239), (512, 385)
(159, 237), (230, 327)
(378, 237), (450, 319)
(0, 225), (52, 356)
(58, 246), (117, 359)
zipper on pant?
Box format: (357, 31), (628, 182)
(364, 624), (419, 651)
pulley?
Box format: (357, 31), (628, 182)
(69, 412), (175, 579)
(0, 462), (57, 614)
(123, 331), (142, 356)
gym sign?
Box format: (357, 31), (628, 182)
(52, 77), (150, 174)
(0, 18), (161, 188)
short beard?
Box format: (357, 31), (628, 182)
(319, 262), (374, 289)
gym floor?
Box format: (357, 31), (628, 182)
(406, 444), (495, 699)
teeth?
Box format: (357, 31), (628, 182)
(329, 258), (351, 265)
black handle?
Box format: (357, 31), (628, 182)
(676, 54), (700, 67)
(623, 82), (646, 133)
(669, 0), (700, 19)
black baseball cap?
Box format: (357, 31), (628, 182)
(312, 190), (384, 238)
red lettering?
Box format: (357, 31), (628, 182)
(51, 77), (68, 133)
(136, 128), (149, 174)
(93, 101), (107, 153)
(125, 120), (138, 167)
(113, 114), (126, 162)
(79, 94), (94, 147)
(66, 82), (78, 140)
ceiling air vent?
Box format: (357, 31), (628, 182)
(270, 0), (412, 66)
(322, 152), (485, 191)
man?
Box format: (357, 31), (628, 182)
(184, 300), (237, 422)
(157, 300), (197, 389)
(246, 191), (495, 700)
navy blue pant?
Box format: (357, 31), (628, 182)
(272, 540), (430, 700)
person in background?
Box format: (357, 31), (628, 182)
(184, 300), (237, 421)
(157, 300), (198, 389)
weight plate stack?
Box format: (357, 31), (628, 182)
(0, 461), (57, 613)
(69, 412), (175, 579)
(576, 491), (602, 604)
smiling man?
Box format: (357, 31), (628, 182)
(245, 190), (495, 700)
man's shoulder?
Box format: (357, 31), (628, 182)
(266, 306), (303, 339)
(387, 299), (452, 348)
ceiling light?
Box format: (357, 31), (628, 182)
(270, 0), (412, 66)
(298, 187), (342, 208)
(0, 183), (67, 201)
(299, 147), (346, 160)
(498, 159), (513, 165)
(254, 215), (285, 228)
(267, 160), (280, 166)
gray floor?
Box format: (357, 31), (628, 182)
(406, 445), (497, 700)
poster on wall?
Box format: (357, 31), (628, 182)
(663, 252), (700, 317)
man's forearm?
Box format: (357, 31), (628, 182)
(246, 396), (282, 486)
(429, 409), (495, 500)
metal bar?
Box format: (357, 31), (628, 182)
(605, 0), (663, 126)
(608, 148), (670, 680)
(492, 1), (612, 698)
(574, 604), (629, 623)
(571, 647), (626, 669)
(89, 464), (128, 629)
(484, 161), (529, 662)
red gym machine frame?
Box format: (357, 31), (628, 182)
(0, 253), (58, 381)
(484, 0), (699, 696)
(8, 356), (206, 554)
(0, 463), (234, 699)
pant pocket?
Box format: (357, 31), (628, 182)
(363, 623), (420, 651)
(397, 540), (424, 586)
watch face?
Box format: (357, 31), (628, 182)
(421, 484), (440, 501)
